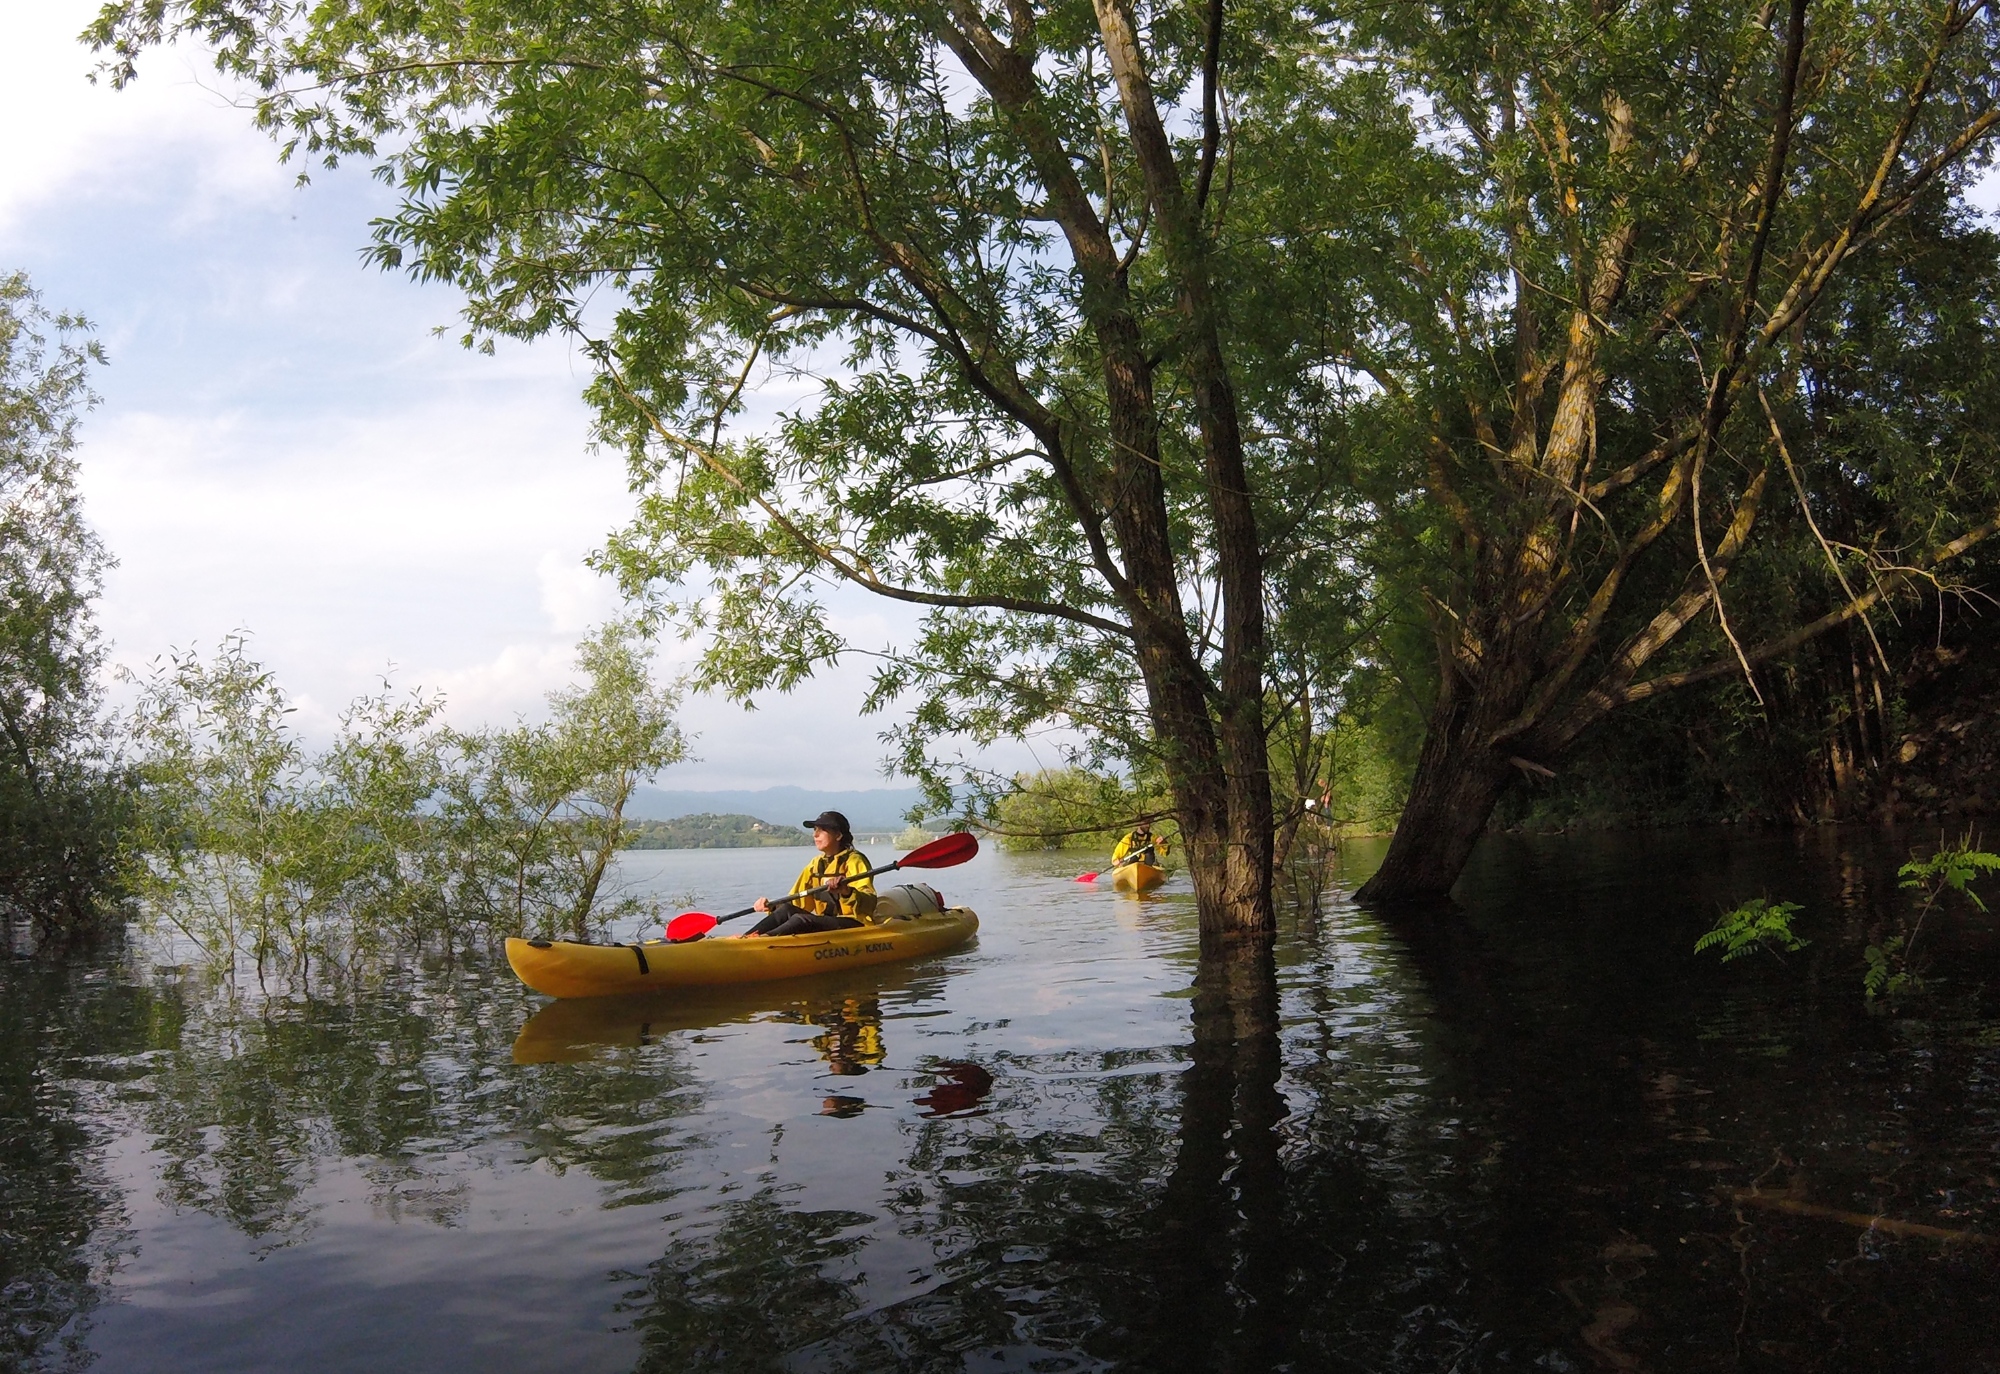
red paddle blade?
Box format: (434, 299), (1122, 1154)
(897, 831), (979, 869)
(665, 911), (717, 942)
(1075, 872), (1099, 883)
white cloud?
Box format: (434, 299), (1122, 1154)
(0, 4), (289, 235)
(427, 640), (579, 730)
(538, 551), (621, 635)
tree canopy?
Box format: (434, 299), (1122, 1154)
(0, 272), (124, 939)
(88, 0), (2000, 914)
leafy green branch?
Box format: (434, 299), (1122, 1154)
(1694, 897), (1809, 964)
(1868, 834), (2000, 1004)
(124, 619), (687, 975)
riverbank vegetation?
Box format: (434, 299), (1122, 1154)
(989, 770), (1165, 854)
(624, 814), (794, 849)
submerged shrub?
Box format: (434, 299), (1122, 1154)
(989, 769), (1165, 853)
(125, 620), (687, 971)
(1865, 835), (2000, 1005)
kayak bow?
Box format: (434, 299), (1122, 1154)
(1111, 862), (1166, 892)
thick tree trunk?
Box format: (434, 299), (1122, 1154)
(1095, 0), (1274, 942)
(1354, 671), (1524, 907)
(939, 3), (1274, 942)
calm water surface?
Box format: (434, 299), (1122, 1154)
(3, 831), (1997, 1372)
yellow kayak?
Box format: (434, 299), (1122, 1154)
(505, 907), (980, 999)
(1112, 861), (1167, 891)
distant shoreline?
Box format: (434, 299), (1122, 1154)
(621, 813), (927, 850)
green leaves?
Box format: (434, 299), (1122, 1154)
(1694, 897), (1808, 963)
(124, 620), (689, 969)
(85, 0), (1338, 844)
(990, 767), (1164, 851)
(1866, 834), (2000, 1005)
(0, 272), (125, 941)
(1897, 839), (2000, 914)
(1696, 837), (1995, 1005)
(1862, 936), (1914, 1004)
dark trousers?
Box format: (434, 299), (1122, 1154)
(747, 903), (863, 937)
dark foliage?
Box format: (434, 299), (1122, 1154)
(0, 273), (128, 944)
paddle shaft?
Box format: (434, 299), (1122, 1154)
(709, 854), (920, 928)
(1080, 844), (1161, 881)
(664, 831), (977, 942)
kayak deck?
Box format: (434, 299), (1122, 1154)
(505, 907), (979, 998)
(1112, 862), (1166, 891)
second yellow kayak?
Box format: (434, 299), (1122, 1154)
(1112, 862), (1167, 891)
(505, 907), (979, 998)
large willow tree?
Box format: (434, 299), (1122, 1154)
(91, 0), (1344, 940)
(1229, 0), (2000, 901)
(1184, 0), (2000, 904)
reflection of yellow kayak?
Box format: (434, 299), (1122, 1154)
(513, 988), (772, 1062)
(512, 982), (887, 1063)
(504, 908), (979, 999)
(1112, 862), (1166, 891)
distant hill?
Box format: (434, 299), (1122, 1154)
(623, 814), (800, 849)
(626, 785), (934, 833)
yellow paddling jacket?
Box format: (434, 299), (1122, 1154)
(788, 847), (879, 920)
(1112, 832), (1167, 866)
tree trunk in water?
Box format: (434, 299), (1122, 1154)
(1178, 800), (1275, 945)
(1354, 678), (1522, 906)
(1088, 0), (1275, 946)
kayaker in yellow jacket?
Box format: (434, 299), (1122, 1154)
(742, 810), (879, 937)
(1111, 824), (1167, 870)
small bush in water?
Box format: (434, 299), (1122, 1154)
(1865, 836), (2000, 1005)
(1694, 898), (1808, 964)
(125, 620), (685, 973)
(990, 768), (1165, 853)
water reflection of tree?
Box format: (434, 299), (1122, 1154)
(1141, 943), (1289, 1370)
(0, 954), (157, 1372)
(614, 943), (1306, 1371)
(1365, 833), (2000, 1371)
(130, 961), (712, 1244)
(623, 1195), (884, 1372)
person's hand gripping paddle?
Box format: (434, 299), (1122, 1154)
(664, 831), (979, 942)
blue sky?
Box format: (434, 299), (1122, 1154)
(0, 0), (1011, 791)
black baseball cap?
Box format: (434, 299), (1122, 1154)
(803, 810), (852, 835)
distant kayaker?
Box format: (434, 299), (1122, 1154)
(1111, 824), (1167, 869)
(741, 810), (880, 937)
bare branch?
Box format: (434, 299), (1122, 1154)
(1598, 507), (2000, 715)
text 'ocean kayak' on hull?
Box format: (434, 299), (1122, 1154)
(505, 908), (980, 998)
